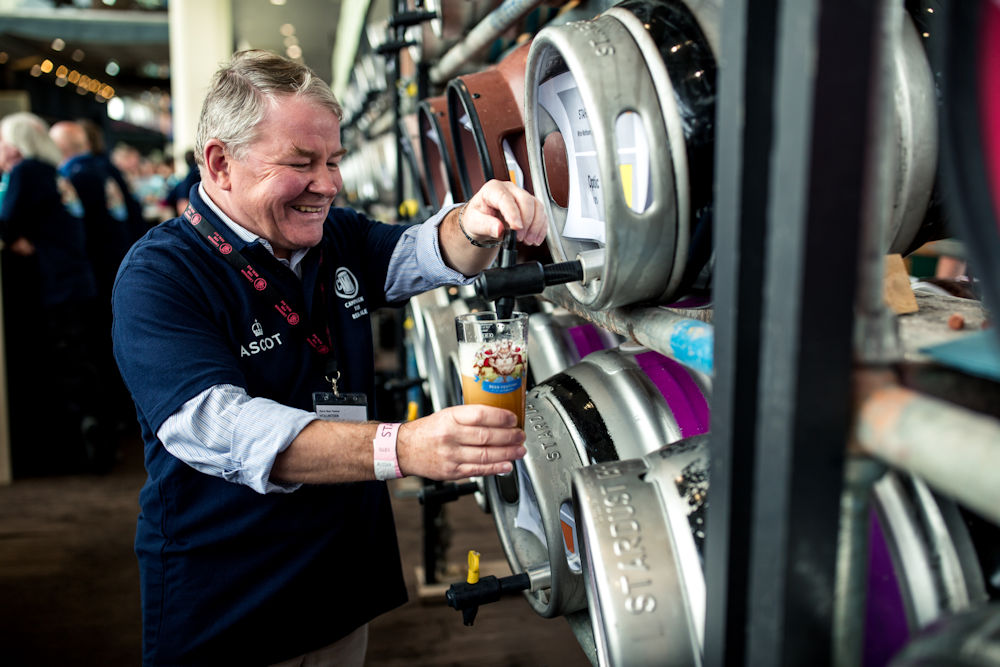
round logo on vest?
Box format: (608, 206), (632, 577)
(334, 267), (359, 299)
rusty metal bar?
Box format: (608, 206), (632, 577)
(856, 385), (1000, 525)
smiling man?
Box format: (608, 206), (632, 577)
(111, 50), (547, 666)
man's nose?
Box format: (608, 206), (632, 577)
(310, 165), (340, 196)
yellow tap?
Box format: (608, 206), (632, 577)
(466, 550), (481, 584)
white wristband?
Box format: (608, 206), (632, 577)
(373, 423), (402, 480)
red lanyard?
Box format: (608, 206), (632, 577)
(183, 205), (338, 376)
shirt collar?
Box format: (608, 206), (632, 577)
(197, 182), (309, 277)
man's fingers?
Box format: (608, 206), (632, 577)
(455, 424), (526, 448)
(462, 443), (526, 466)
(477, 181), (523, 228)
(449, 403), (519, 427)
(491, 182), (548, 246)
(454, 444), (525, 477)
(460, 460), (516, 477)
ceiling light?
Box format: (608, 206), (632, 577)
(71, 49), (85, 62)
(51, 38), (66, 51)
(107, 97), (125, 120)
(286, 44), (302, 59)
(56, 65), (68, 78)
(105, 60), (120, 76)
(280, 23), (295, 37)
(40, 59), (54, 74)
(271, 0), (287, 5)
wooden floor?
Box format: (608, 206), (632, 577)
(0, 437), (591, 666)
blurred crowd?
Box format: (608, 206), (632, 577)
(0, 110), (199, 477)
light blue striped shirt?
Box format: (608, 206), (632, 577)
(157, 187), (469, 493)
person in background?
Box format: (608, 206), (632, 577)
(79, 118), (148, 239)
(164, 148), (201, 216)
(111, 50), (546, 665)
(50, 120), (141, 302)
(50, 120), (142, 441)
(0, 112), (113, 472)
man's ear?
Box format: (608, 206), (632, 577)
(203, 140), (232, 190)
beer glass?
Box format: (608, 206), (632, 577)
(455, 311), (529, 429)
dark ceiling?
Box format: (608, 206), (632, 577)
(0, 6), (171, 96)
(0, 1), (344, 98)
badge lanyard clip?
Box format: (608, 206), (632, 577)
(324, 358), (341, 397)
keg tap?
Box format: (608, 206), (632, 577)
(446, 550), (551, 626)
(477, 242), (605, 309)
(493, 225), (519, 320)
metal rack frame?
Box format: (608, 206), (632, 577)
(380, 0), (1000, 663)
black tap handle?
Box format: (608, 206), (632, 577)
(388, 9), (438, 27)
(374, 40), (418, 56)
(446, 572), (532, 626)
(475, 260), (584, 302)
(494, 229), (518, 319)
(418, 481), (479, 505)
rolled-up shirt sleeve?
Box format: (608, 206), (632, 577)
(157, 384), (316, 494)
(384, 203), (476, 302)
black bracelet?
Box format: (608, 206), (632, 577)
(457, 203), (502, 248)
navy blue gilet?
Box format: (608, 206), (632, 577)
(0, 158), (96, 307)
(111, 187), (408, 665)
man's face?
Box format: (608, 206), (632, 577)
(0, 139), (21, 173)
(223, 95), (345, 257)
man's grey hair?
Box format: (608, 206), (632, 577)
(194, 50), (344, 170)
(1, 112), (64, 167)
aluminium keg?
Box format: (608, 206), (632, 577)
(867, 471), (989, 666)
(889, 603), (1000, 667)
(483, 344), (711, 618)
(573, 435), (709, 666)
(418, 95), (463, 208)
(445, 40), (563, 264)
(524, 0), (721, 310)
(447, 41), (535, 199)
(406, 287), (454, 405)
(570, 453), (987, 666)
(886, 7), (939, 255)
(523, 0), (936, 310)
(526, 307), (622, 385)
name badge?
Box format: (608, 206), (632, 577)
(312, 391), (369, 422)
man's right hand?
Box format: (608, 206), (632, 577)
(396, 405), (527, 480)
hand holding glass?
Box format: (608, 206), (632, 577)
(455, 312), (529, 429)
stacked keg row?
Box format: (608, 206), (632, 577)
(364, 2), (988, 666)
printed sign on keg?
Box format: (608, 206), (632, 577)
(538, 70), (606, 243)
(538, 72), (652, 243)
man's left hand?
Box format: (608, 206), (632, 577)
(459, 179), (548, 247)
